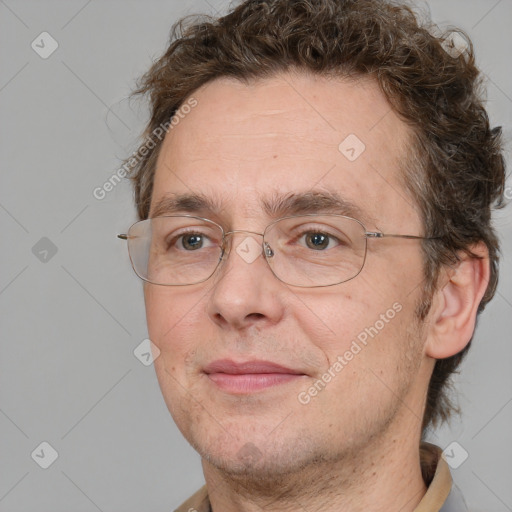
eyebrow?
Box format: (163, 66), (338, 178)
(150, 190), (374, 225)
(150, 193), (224, 218)
(262, 191), (371, 222)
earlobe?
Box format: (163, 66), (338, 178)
(425, 242), (490, 359)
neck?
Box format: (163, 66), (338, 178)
(202, 418), (427, 512)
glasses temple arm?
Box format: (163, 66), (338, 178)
(365, 232), (440, 240)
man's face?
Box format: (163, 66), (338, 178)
(145, 71), (433, 478)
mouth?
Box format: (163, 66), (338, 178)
(203, 359), (307, 393)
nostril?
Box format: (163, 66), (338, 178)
(246, 313), (265, 321)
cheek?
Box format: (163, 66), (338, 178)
(293, 284), (376, 359)
(295, 255), (422, 368)
(144, 285), (206, 359)
(145, 287), (209, 419)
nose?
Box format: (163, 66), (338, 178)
(206, 231), (286, 331)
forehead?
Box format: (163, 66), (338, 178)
(151, 71), (418, 230)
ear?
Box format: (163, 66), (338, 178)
(425, 242), (490, 359)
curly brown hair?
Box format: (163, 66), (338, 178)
(125, 0), (506, 433)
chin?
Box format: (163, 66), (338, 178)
(192, 422), (332, 479)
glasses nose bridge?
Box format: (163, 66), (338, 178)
(220, 229), (269, 261)
(221, 229), (276, 265)
(222, 229), (265, 249)
(224, 229), (264, 238)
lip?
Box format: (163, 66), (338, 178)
(204, 359), (304, 375)
(203, 359), (306, 393)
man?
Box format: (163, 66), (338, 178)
(118, 0), (506, 510)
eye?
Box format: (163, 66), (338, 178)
(166, 230), (216, 251)
(301, 231), (338, 250)
(180, 233), (205, 250)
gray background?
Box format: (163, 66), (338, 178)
(0, 0), (511, 511)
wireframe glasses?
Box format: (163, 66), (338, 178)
(118, 214), (437, 288)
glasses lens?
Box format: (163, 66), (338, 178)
(264, 215), (367, 287)
(127, 216), (223, 285)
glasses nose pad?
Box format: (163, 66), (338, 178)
(264, 242), (274, 258)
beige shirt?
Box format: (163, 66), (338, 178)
(174, 443), (463, 512)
